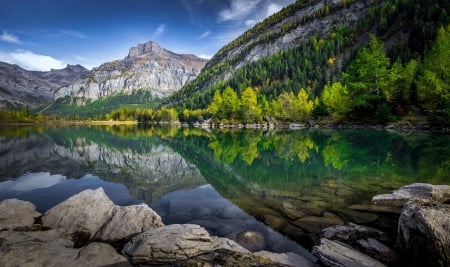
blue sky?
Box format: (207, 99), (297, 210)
(0, 0), (295, 71)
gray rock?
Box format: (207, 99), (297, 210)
(357, 238), (397, 264)
(372, 183), (450, 207)
(254, 251), (316, 267)
(0, 199), (41, 230)
(42, 188), (115, 239)
(313, 238), (386, 267)
(96, 203), (164, 242)
(398, 199), (450, 267)
(321, 223), (382, 243)
(0, 230), (128, 267)
(73, 242), (131, 267)
(122, 224), (249, 264)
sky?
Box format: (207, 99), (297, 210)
(0, 0), (295, 71)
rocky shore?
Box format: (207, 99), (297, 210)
(0, 183), (448, 266)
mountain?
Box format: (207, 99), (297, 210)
(53, 41), (207, 102)
(164, 0), (450, 118)
(0, 63), (88, 108)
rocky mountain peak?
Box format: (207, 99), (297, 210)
(127, 41), (167, 58)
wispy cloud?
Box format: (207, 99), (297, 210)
(197, 30), (211, 40)
(266, 3), (283, 17)
(152, 24), (166, 39)
(198, 54), (213, 59)
(0, 50), (66, 71)
(0, 30), (21, 44)
(218, 0), (262, 22)
(59, 29), (88, 39)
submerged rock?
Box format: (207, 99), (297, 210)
(236, 230), (265, 251)
(372, 183), (450, 207)
(313, 238), (386, 267)
(398, 199), (450, 267)
(293, 212), (344, 233)
(0, 199), (41, 230)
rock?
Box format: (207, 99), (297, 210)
(398, 199), (450, 267)
(338, 209), (378, 224)
(357, 238), (398, 264)
(236, 230), (265, 251)
(0, 199), (41, 230)
(372, 183), (450, 207)
(321, 223), (382, 243)
(96, 203), (164, 242)
(42, 188), (115, 240)
(0, 230), (129, 267)
(313, 238), (386, 267)
(254, 251), (316, 267)
(73, 242), (131, 267)
(294, 212), (344, 233)
(261, 214), (286, 230)
(122, 224), (249, 264)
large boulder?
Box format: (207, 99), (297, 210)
(96, 204), (164, 242)
(42, 188), (163, 245)
(0, 199), (41, 230)
(122, 224), (249, 264)
(372, 183), (450, 207)
(313, 238), (386, 267)
(398, 199), (450, 267)
(0, 230), (129, 267)
(42, 188), (116, 240)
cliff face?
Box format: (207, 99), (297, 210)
(54, 41), (207, 101)
(0, 63), (88, 108)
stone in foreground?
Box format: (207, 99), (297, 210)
(123, 224), (249, 264)
(42, 188), (115, 239)
(254, 251), (316, 267)
(96, 204), (164, 242)
(398, 199), (450, 267)
(0, 199), (41, 230)
(313, 238), (386, 267)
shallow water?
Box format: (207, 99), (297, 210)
(0, 125), (448, 254)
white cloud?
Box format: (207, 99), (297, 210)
(0, 50), (66, 71)
(266, 3), (282, 17)
(218, 0), (262, 22)
(152, 24), (166, 39)
(197, 30), (211, 40)
(59, 29), (87, 39)
(0, 30), (21, 44)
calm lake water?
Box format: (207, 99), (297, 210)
(0, 125), (449, 255)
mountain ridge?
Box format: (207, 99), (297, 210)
(53, 40), (207, 102)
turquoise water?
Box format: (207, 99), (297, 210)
(0, 125), (448, 250)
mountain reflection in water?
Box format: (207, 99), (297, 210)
(0, 125), (448, 252)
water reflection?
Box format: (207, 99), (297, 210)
(0, 125), (449, 250)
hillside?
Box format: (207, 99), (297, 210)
(163, 0), (450, 125)
(0, 63), (88, 108)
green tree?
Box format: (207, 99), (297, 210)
(208, 90), (223, 120)
(322, 82), (352, 120)
(222, 87), (241, 121)
(240, 87), (262, 123)
(343, 36), (392, 121)
(417, 25), (450, 124)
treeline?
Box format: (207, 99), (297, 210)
(0, 107), (48, 123)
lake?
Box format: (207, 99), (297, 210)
(0, 125), (448, 255)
